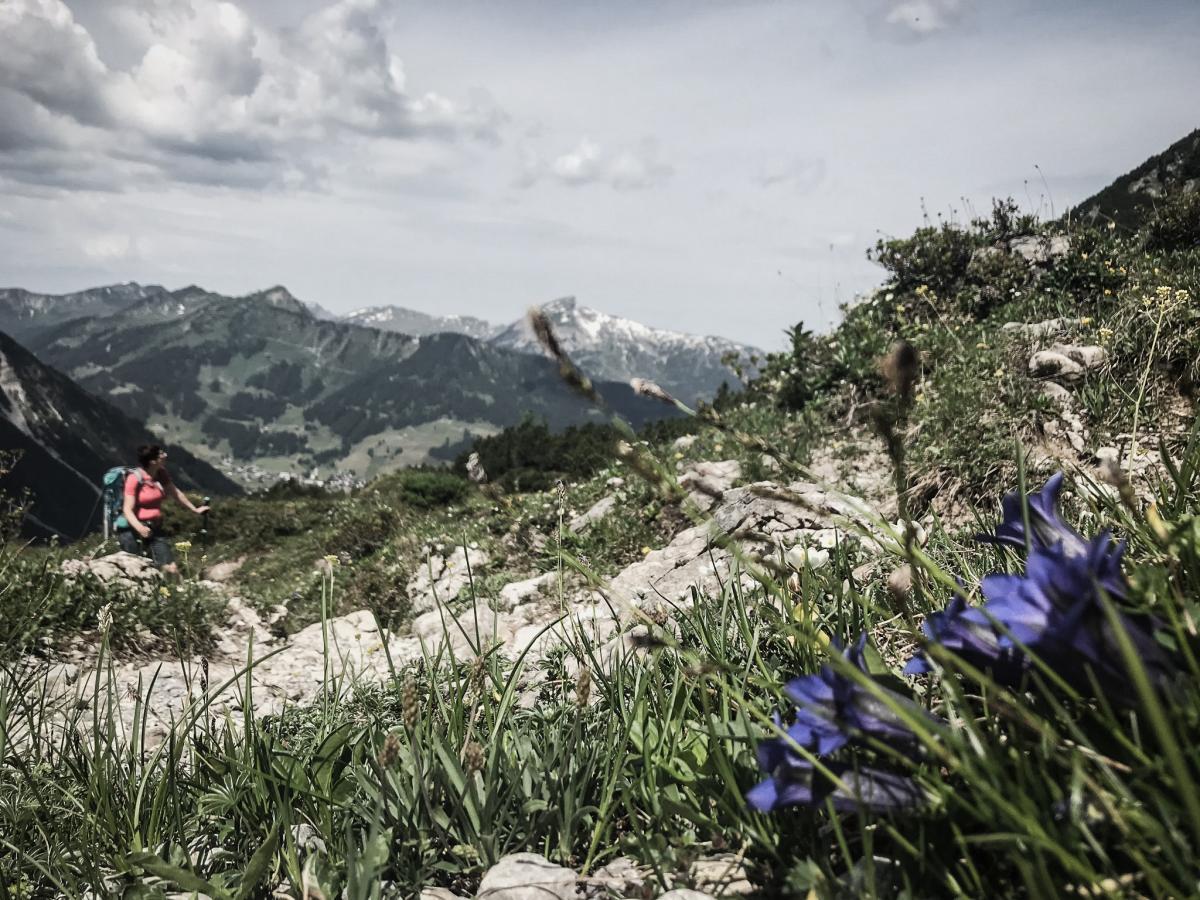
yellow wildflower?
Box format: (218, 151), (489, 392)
(975, 342), (988, 350)
(323, 554), (339, 566)
(174, 540), (192, 552)
(641, 546), (652, 556)
(159, 586), (170, 598)
(1079, 317), (1093, 326)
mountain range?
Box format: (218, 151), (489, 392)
(0, 284), (755, 480)
(0, 286), (693, 482)
(0, 330), (238, 538)
(311, 296), (757, 405)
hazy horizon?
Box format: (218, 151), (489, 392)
(2, 0), (1198, 349)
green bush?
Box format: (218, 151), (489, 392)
(1145, 189), (1200, 251)
(395, 470), (471, 510)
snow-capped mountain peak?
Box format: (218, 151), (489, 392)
(490, 297), (759, 405)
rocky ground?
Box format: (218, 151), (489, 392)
(34, 315), (1176, 755)
(20, 314), (1187, 898)
(36, 459), (893, 751)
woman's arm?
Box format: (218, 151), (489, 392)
(168, 483), (210, 515)
(122, 491), (150, 538)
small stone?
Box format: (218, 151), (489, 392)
(1038, 381), (1074, 408)
(1029, 350), (1084, 382)
(673, 434), (698, 450)
(569, 496), (617, 533)
(476, 853), (580, 900)
(1050, 343), (1108, 370)
(689, 854), (754, 896)
(419, 889), (466, 900)
(655, 891), (717, 900)
(588, 857), (646, 898)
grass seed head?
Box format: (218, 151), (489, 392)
(630, 377), (676, 405)
(879, 340), (919, 402)
(377, 731), (401, 768)
(401, 678), (420, 730)
(575, 665), (592, 708)
(97, 603), (113, 637)
(461, 740), (485, 775)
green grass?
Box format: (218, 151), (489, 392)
(3, 430), (1199, 896)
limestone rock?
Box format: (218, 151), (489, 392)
(585, 857), (647, 899)
(1008, 234), (1069, 264)
(689, 854), (754, 896)
(569, 496), (617, 533)
(679, 460), (742, 512)
(421, 889), (466, 900)
(476, 852), (579, 900)
(498, 571), (559, 609)
(1039, 381), (1074, 409)
(604, 481), (873, 610)
(1029, 350), (1084, 381)
(655, 892), (716, 900)
(1052, 344), (1108, 370)
(605, 476), (626, 489)
(1001, 317), (1080, 340)
(407, 546), (490, 613)
(672, 434), (698, 450)
(203, 557), (244, 583)
(61, 552), (160, 590)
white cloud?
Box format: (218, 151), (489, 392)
(881, 0), (969, 36)
(551, 139), (604, 184)
(82, 232), (139, 261)
(0, 0), (505, 191)
(526, 138), (672, 191)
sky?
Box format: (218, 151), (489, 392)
(1, 0), (1198, 350)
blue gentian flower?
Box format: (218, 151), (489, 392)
(749, 635), (931, 814)
(909, 475), (1177, 703)
(785, 635), (927, 756)
(747, 734), (924, 813)
(978, 472), (1089, 558)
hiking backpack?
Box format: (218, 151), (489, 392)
(101, 467), (142, 538)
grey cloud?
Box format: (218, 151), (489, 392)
(755, 158), (827, 193)
(0, 0), (114, 126)
(0, 0), (506, 191)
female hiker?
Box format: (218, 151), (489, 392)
(118, 444), (210, 576)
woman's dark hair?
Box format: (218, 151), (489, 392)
(136, 444), (164, 468)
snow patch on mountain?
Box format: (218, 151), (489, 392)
(489, 297), (759, 406)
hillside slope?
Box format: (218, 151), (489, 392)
(1072, 127), (1200, 229)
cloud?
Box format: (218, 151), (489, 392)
(755, 157), (827, 193)
(874, 0), (970, 38)
(82, 232), (140, 261)
(0, 0), (505, 191)
(523, 138), (672, 191)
